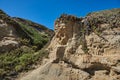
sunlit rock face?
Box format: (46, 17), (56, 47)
(20, 9), (120, 80)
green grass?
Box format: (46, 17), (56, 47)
(18, 22), (49, 49)
(0, 46), (49, 79)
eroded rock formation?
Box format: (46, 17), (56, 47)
(20, 9), (120, 80)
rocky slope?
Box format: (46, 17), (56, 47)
(19, 8), (120, 80)
(0, 10), (53, 79)
(0, 9), (53, 52)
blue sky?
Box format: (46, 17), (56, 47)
(0, 0), (120, 29)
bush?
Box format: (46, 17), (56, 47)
(15, 65), (23, 72)
(19, 38), (30, 46)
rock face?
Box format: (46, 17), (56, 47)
(0, 19), (19, 52)
(19, 9), (120, 80)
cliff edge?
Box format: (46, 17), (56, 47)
(20, 8), (120, 80)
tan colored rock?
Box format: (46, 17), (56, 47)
(19, 10), (120, 80)
(19, 63), (90, 80)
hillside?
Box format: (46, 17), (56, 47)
(0, 9), (53, 79)
(19, 8), (120, 80)
(0, 9), (54, 52)
(13, 17), (53, 38)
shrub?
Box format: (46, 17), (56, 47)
(15, 65), (23, 72)
(19, 38), (30, 46)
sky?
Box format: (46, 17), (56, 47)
(0, 0), (120, 29)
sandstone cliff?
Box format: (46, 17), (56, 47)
(20, 8), (120, 80)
